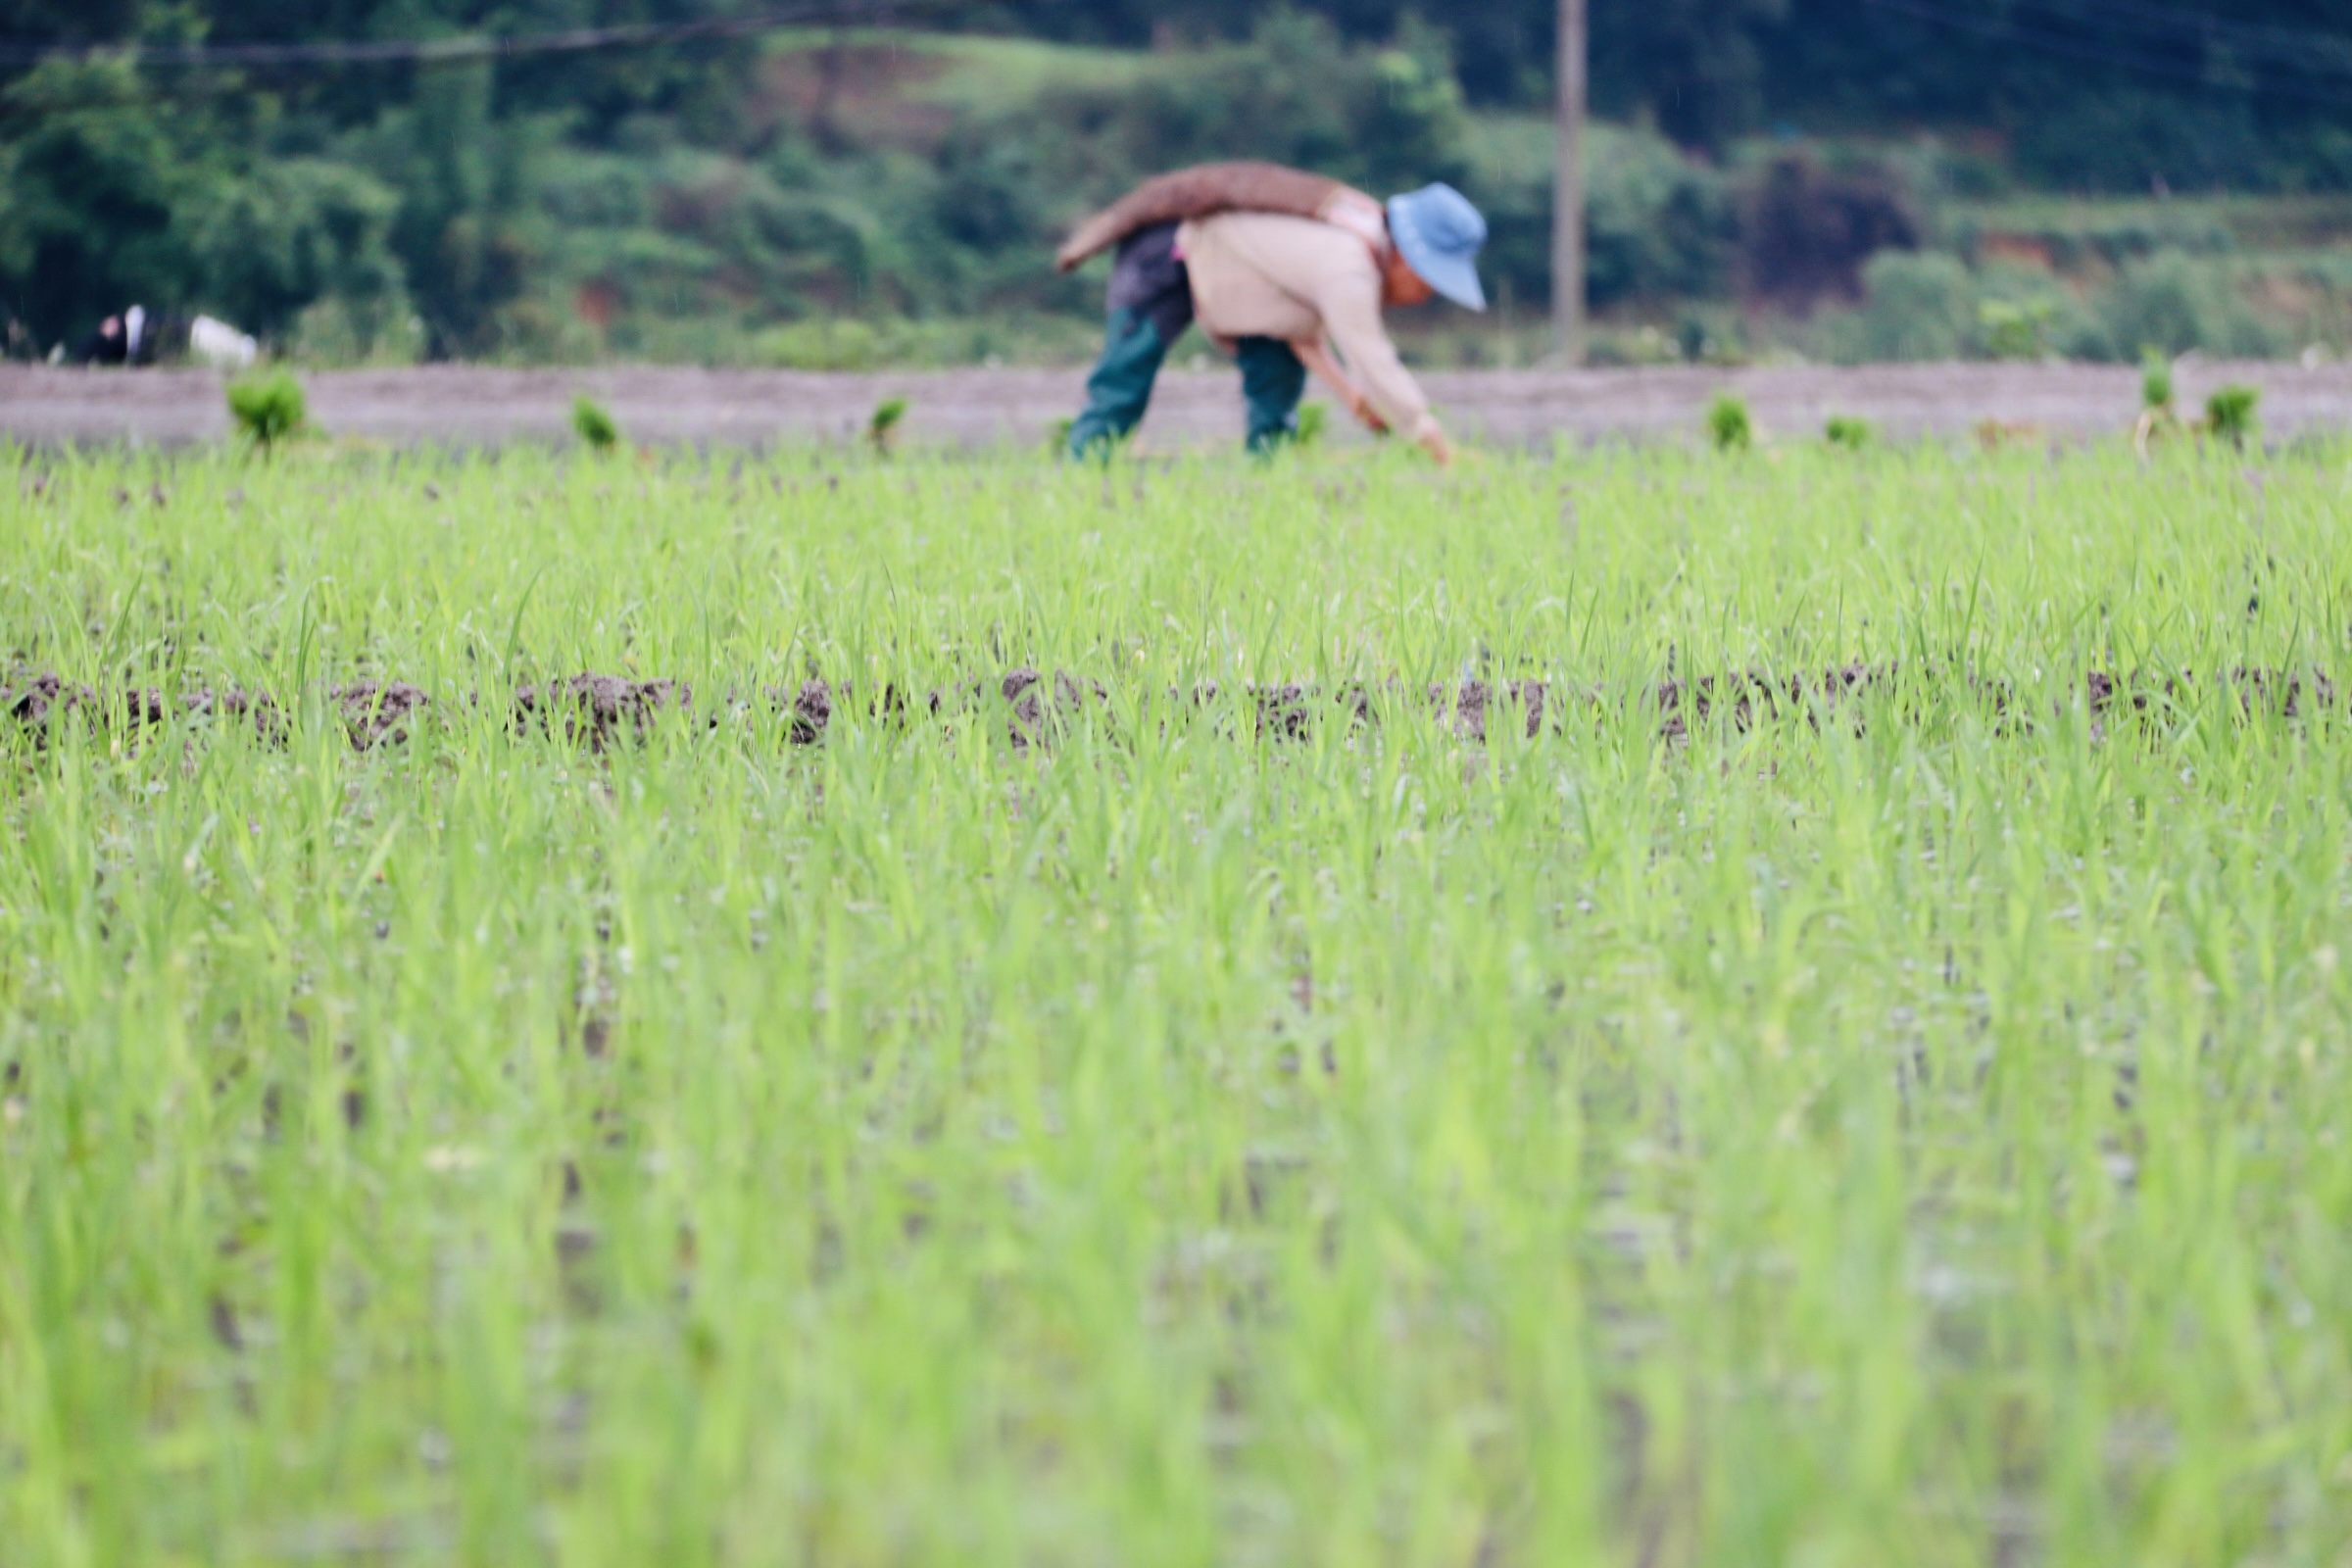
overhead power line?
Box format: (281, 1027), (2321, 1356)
(2025, 0), (2352, 66)
(2001, 0), (2352, 74)
(0, 1), (956, 71)
(1862, 0), (2352, 106)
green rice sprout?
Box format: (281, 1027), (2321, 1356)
(2205, 383), (2260, 450)
(571, 394), (620, 454)
(868, 395), (909, 454)
(1824, 414), (1873, 450)
(2, 439), (2347, 1565)
(2134, 353), (2182, 456)
(1706, 390), (1752, 452)
(224, 368), (308, 453)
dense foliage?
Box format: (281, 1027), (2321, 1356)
(1004, 0), (2352, 181)
(4, 0), (2351, 361)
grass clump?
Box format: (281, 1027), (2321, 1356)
(868, 395), (908, 454)
(1824, 413), (1873, 449)
(2205, 382), (2260, 450)
(571, 394), (620, 453)
(224, 368), (308, 453)
(1705, 389), (1752, 451)
(2134, 352), (2180, 455)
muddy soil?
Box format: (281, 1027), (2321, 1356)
(9, 361), (2352, 450)
(5, 664), (2338, 754)
(514, 674), (692, 746)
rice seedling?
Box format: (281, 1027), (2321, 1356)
(1824, 413), (1873, 449)
(571, 394), (620, 454)
(224, 368), (309, 453)
(3, 436), (2349, 1566)
(1705, 389), (1752, 450)
(2134, 354), (2180, 456)
(2205, 382), (2261, 450)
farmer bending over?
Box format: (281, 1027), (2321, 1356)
(1057, 164), (1487, 465)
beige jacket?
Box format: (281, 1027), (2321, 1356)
(1176, 211), (1441, 443)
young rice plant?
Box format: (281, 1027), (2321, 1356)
(3, 438), (2350, 1566)
(224, 368), (309, 453)
(571, 394), (621, 454)
(1706, 389), (1752, 451)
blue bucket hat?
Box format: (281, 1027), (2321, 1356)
(1386, 182), (1488, 312)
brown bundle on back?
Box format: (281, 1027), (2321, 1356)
(1054, 161), (1380, 271)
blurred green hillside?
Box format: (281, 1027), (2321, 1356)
(9, 1), (2352, 368)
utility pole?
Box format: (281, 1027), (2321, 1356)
(1552, 0), (1587, 364)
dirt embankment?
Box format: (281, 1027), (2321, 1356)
(7, 361), (2351, 450)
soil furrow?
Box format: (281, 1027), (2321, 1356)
(6, 663), (2339, 754)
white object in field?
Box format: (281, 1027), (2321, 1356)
(189, 315), (258, 369)
(125, 304), (147, 359)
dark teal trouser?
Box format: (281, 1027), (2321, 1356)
(1234, 336), (1306, 454)
(1068, 306), (1168, 457)
(1067, 222), (1308, 459)
(1067, 314), (1309, 459)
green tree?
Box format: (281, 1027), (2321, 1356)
(184, 158), (407, 339)
(1851, 251), (1974, 362)
(1015, 13), (1469, 225)
(0, 57), (205, 345)
(354, 58), (540, 357)
(2100, 252), (2275, 361)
